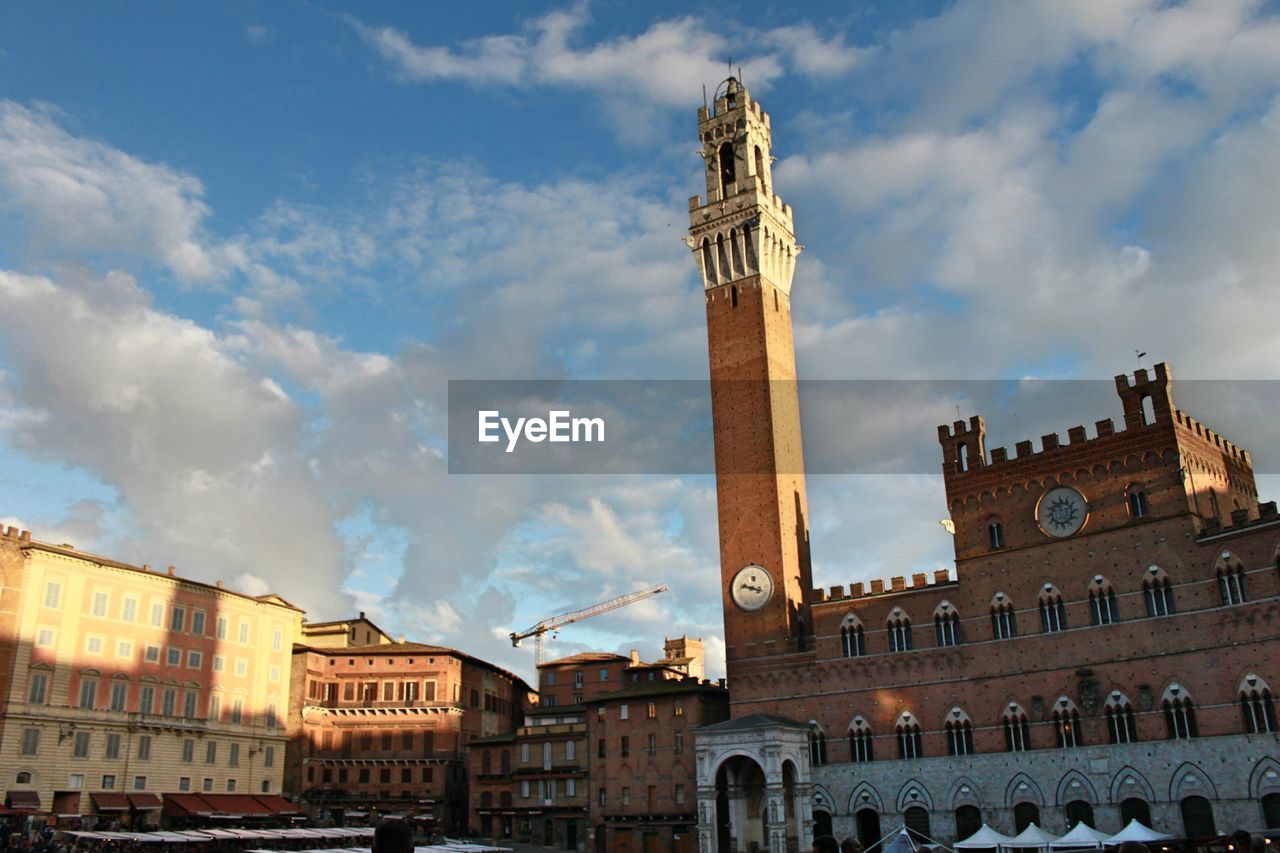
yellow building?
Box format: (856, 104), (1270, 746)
(0, 525), (303, 826)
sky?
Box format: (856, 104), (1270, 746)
(2, 0), (1279, 685)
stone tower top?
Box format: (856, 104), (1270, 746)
(687, 77), (800, 294)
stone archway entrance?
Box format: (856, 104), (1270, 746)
(695, 713), (814, 853)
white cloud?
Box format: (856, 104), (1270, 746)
(348, 7), (863, 107)
(0, 102), (224, 282)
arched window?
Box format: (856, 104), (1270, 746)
(741, 221), (757, 272)
(1127, 486), (1149, 519)
(1065, 800), (1095, 829)
(808, 727), (828, 766)
(729, 228), (745, 277)
(718, 141), (736, 195)
(1142, 566), (1174, 616)
(1053, 698), (1083, 748)
(1104, 691), (1139, 744)
(1003, 703), (1030, 752)
(1120, 798), (1152, 828)
(754, 145), (767, 194)
(480, 791), (494, 808)
(717, 234), (732, 287)
(700, 238), (716, 286)
(848, 717), (874, 763)
(500, 749), (511, 773)
(1013, 802), (1041, 833)
(1039, 585), (1066, 633)
(499, 791), (512, 808)
(895, 712), (923, 759)
(481, 750), (492, 775)
(1216, 552), (1248, 605)
(887, 610), (913, 653)
(990, 593), (1017, 640)
(15, 771), (32, 784)
(840, 615), (866, 658)
(1089, 576), (1118, 625)
(945, 708), (973, 756)
(1162, 684), (1198, 740)
(988, 521), (1005, 549)
(1239, 674), (1277, 734)
(934, 603), (960, 647)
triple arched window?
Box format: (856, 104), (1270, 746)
(1003, 703), (1031, 752)
(840, 615), (866, 658)
(887, 610), (913, 653)
(1162, 684), (1198, 740)
(1105, 691), (1139, 744)
(1240, 674), (1277, 734)
(1053, 698), (1083, 748)
(1142, 566), (1174, 616)
(945, 708), (974, 756)
(1039, 585), (1067, 633)
(1089, 576), (1118, 625)
(1216, 552), (1248, 605)
(808, 726), (828, 766)
(990, 593), (1017, 640)
(848, 717), (874, 763)
(896, 712), (923, 759)
(934, 603), (960, 647)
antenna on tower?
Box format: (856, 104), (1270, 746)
(702, 83), (708, 112)
(1135, 349), (1147, 368)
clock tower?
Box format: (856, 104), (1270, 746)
(688, 78), (813, 667)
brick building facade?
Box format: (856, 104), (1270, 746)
(686, 79), (1280, 852)
(467, 638), (721, 850)
(0, 527), (302, 826)
(285, 626), (530, 832)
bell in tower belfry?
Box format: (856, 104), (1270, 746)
(687, 77), (799, 298)
(688, 78), (813, 667)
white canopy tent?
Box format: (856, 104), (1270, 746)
(1104, 820), (1173, 846)
(1003, 823), (1060, 851)
(956, 824), (1017, 849)
(1049, 824), (1111, 849)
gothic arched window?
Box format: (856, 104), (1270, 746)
(1143, 566), (1174, 616)
(1003, 703), (1030, 752)
(1053, 698), (1083, 748)
(1162, 684), (1198, 740)
(1039, 585), (1067, 633)
(1089, 576), (1118, 625)
(991, 593), (1017, 640)
(840, 615), (866, 658)
(1239, 674), (1277, 734)
(887, 610), (913, 653)
(1105, 692), (1139, 744)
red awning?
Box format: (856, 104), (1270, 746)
(199, 794), (273, 816)
(5, 791), (41, 810)
(253, 795), (302, 815)
(128, 793), (163, 810)
(163, 793), (215, 817)
(91, 793), (130, 812)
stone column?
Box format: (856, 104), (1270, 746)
(696, 787), (717, 853)
(765, 785), (787, 853)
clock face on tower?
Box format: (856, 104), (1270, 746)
(730, 564), (774, 611)
(1036, 486), (1089, 538)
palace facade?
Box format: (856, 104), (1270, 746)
(687, 78), (1280, 852)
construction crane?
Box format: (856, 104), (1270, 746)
(510, 583), (670, 666)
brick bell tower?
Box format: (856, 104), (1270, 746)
(687, 78), (813, 667)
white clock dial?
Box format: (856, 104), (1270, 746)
(730, 564), (774, 611)
(1036, 486), (1089, 538)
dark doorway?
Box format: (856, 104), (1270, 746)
(1263, 793), (1280, 829)
(565, 820), (577, 850)
(904, 807), (932, 843)
(814, 809), (834, 842)
(955, 805), (982, 841)
(1013, 802), (1040, 832)
(857, 808), (882, 852)
(1065, 800), (1095, 828)
(1120, 798), (1152, 828)
(1180, 796), (1216, 839)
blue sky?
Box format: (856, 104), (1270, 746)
(2, 1), (1279, 682)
